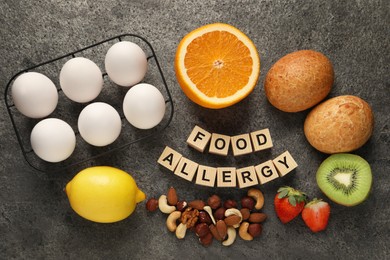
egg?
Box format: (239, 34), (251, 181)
(304, 95), (374, 154)
(264, 50), (334, 112)
(12, 72), (58, 118)
(30, 118), (76, 162)
(123, 83), (166, 129)
(105, 41), (148, 87)
(59, 57), (103, 103)
(78, 102), (122, 146)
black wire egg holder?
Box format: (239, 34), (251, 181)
(4, 34), (174, 174)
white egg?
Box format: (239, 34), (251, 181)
(30, 118), (76, 162)
(78, 102), (122, 146)
(123, 83), (166, 129)
(12, 72), (58, 118)
(59, 57), (103, 103)
(105, 41), (148, 87)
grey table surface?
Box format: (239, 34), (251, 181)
(0, 1), (389, 259)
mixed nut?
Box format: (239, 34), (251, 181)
(145, 187), (266, 247)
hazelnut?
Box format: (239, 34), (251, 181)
(195, 223), (210, 238)
(207, 195), (221, 209)
(248, 223), (262, 238)
(198, 211), (212, 225)
(241, 196), (255, 210)
(199, 232), (213, 247)
(145, 198), (158, 212)
(223, 199), (237, 209)
(240, 208), (251, 221)
(176, 200), (188, 212)
(214, 207), (226, 220)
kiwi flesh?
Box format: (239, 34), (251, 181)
(316, 153), (372, 206)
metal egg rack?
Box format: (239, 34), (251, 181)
(4, 34), (174, 174)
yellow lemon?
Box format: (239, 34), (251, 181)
(65, 166), (146, 223)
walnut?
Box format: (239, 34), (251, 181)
(180, 207), (199, 228)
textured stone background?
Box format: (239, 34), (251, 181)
(0, 0), (389, 259)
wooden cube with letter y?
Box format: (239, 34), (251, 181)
(273, 151), (298, 177)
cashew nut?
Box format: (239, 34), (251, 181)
(222, 226), (237, 246)
(238, 222), (253, 241)
(166, 211), (181, 232)
(159, 195), (176, 214)
(203, 206), (216, 225)
(247, 188), (264, 210)
(175, 223), (187, 239)
(224, 208), (242, 228)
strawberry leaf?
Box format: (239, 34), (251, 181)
(278, 189), (289, 199)
(288, 195), (297, 206)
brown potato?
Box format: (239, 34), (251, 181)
(264, 50), (334, 112)
(304, 95), (374, 154)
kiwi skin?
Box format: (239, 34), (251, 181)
(316, 153), (372, 207)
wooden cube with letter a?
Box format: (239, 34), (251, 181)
(273, 151), (298, 177)
(217, 167), (237, 187)
(186, 125), (212, 152)
(195, 165), (217, 187)
(255, 160), (279, 184)
(236, 166), (258, 188)
(157, 146), (182, 171)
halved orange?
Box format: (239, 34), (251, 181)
(175, 23), (260, 109)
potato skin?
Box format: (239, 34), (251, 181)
(264, 50), (334, 112)
(304, 95), (374, 154)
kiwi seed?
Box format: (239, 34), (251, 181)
(316, 153), (372, 207)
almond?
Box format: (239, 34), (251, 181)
(209, 224), (223, 241)
(188, 200), (206, 210)
(216, 220), (227, 240)
(224, 215), (241, 226)
(167, 187), (178, 206)
(249, 213), (267, 223)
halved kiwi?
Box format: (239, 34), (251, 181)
(316, 153), (372, 206)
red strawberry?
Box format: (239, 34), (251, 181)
(302, 199), (330, 232)
(274, 186), (307, 224)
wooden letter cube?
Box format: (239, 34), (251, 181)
(236, 166), (259, 188)
(217, 167), (237, 187)
(209, 133), (231, 156)
(174, 157), (199, 182)
(273, 151), (298, 177)
(195, 165), (217, 187)
(157, 146), (182, 171)
(186, 125), (211, 152)
(231, 134), (253, 156)
(255, 160), (279, 184)
(250, 128), (273, 152)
